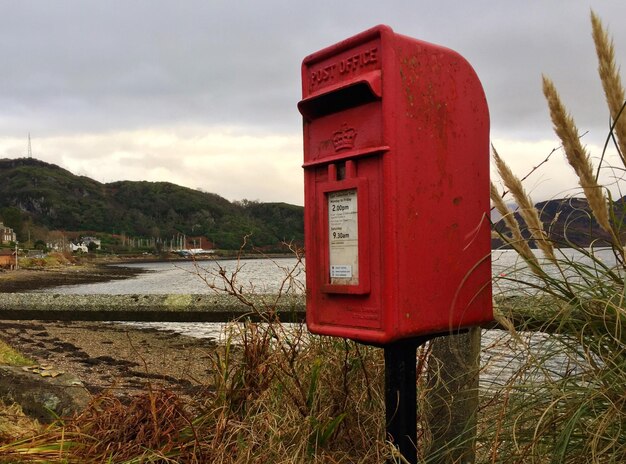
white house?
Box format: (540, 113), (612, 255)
(69, 236), (101, 253)
(70, 242), (89, 253)
(0, 222), (16, 244)
(81, 237), (101, 250)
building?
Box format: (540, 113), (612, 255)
(69, 236), (101, 253)
(69, 242), (89, 253)
(0, 249), (17, 270)
(0, 222), (16, 245)
(81, 236), (101, 250)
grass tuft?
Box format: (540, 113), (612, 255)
(0, 340), (33, 367)
(486, 11), (626, 463)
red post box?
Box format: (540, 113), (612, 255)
(298, 25), (492, 345)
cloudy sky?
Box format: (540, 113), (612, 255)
(1, 1), (626, 206)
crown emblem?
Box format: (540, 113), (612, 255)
(332, 124), (357, 151)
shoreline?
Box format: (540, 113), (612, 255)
(0, 320), (221, 399)
(0, 256), (300, 399)
(0, 263), (146, 293)
(0, 263), (225, 399)
(0, 252), (298, 293)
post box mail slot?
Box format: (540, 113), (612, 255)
(298, 25), (492, 344)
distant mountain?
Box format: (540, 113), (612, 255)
(0, 158), (303, 250)
(4, 157), (622, 252)
(492, 196), (626, 248)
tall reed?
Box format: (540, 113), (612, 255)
(3, 12), (626, 464)
(483, 11), (626, 463)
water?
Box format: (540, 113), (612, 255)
(38, 257), (305, 295)
(485, 247), (618, 390)
(36, 246), (617, 308)
(39, 248), (618, 297)
(27, 250), (615, 390)
(30, 257), (305, 340)
(492, 246), (620, 293)
(30, 248), (619, 378)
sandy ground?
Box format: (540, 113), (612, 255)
(0, 320), (220, 399)
(0, 264), (223, 399)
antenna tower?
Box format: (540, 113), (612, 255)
(27, 133), (32, 158)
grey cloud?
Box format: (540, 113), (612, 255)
(2, 2), (626, 157)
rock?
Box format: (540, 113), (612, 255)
(0, 293), (305, 322)
(0, 364), (91, 422)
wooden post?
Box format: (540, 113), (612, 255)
(426, 327), (481, 463)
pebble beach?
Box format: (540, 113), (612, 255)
(0, 263), (224, 398)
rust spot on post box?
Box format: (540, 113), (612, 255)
(299, 25), (492, 344)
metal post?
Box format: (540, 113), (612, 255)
(385, 337), (430, 464)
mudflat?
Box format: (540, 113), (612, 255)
(0, 320), (220, 399)
(0, 264), (145, 293)
(0, 264), (224, 399)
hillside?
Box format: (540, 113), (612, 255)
(492, 196), (626, 248)
(0, 158), (303, 250)
(4, 157), (624, 252)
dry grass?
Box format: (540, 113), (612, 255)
(18, 252), (77, 270)
(0, 401), (41, 447)
(0, 249), (399, 463)
(486, 10), (626, 464)
(2, 11), (626, 464)
(0, 326), (392, 463)
(492, 146), (555, 264)
(592, 11), (626, 168)
(490, 181), (542, 276)
(542, 76), (614, 239)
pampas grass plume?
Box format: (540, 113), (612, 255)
(542, 76), (612, 235)
(492, 146), (556, 264)
(591, 10), (626, 167)
(490, 181), (542, 275)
